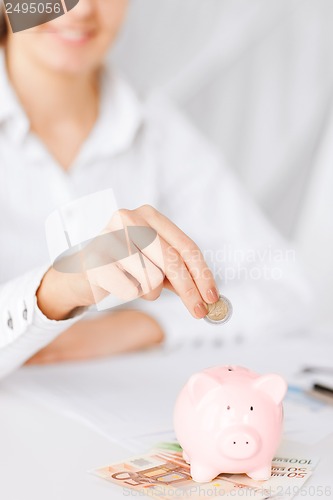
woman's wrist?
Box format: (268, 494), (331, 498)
(36, 266), (94, 320)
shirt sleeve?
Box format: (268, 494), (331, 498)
(137, 94), (314, 348)
(0, 265), (86, 379)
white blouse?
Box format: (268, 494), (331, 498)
(0, 49), (312, 378)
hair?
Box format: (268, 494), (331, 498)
(0, 5), (8, 45)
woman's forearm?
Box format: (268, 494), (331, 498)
(25, 310), (165, 365)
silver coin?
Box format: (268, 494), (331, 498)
(204, 294), (233, 325)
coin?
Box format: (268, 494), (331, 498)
(204, 294), (233, 325)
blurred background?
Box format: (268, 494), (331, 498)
(110, 0), (333, 330)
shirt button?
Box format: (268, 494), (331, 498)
(22, 302), (28, 320)
(7, 312), (13, 330)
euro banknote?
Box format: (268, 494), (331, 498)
(91, 442), (318, 499)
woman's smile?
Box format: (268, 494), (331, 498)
(48, 27), (95, 46)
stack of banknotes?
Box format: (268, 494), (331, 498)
(91, 442), (319, 499)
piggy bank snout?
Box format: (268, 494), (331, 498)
(220, 427), (261, 460)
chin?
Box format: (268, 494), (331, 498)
(49, 58), (97, 76)
(34, 46), (102, 76)
(34, 33), (106, 75)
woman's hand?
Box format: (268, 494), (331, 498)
(25, 310), (164, 365)
(37, 205), (219, 321)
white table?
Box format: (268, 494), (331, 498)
(0, 336), (333, 499)
(0, 386), (129, 499)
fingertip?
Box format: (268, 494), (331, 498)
(206, 287), (219, 303)
(194, 302), (208, 319)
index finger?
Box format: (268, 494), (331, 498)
(137, 205), (219, 304)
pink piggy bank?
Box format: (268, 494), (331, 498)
(173, 365), (287, 482)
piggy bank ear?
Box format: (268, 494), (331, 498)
(188, 372), (220, 405)
(253, 374), (287, 404)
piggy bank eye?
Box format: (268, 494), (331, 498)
(227, 405), (231, 410)
(250, 406), (254, 411)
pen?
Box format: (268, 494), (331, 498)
(302, 366), (333, 375)
(312, 382), (333, 398)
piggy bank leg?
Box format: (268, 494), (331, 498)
(182, 450), (190, 464)
(190, 462), (219, 483)
(247, 465), (271, 481)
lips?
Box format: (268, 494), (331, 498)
(56, 30), (89, 41)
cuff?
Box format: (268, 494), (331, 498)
(0, 264), (87, 347)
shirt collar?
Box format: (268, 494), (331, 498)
(76, 64), (143, 165)
(0, 48), (143, 159)
(0, 49), (30, 141)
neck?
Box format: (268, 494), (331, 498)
(5, 42), (99, 126)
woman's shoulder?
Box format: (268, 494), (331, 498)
(103, 65), (224, 172)
(141, 89), (221, 166)
(143, 90), (205, 142)
(103, 64), (214, 152)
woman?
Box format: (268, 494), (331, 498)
(0, 0), (310, 377)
